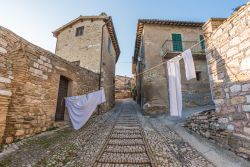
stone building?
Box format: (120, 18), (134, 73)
(186, 3), (250, 160)
(53, 15), (120, 110)
(0, 22), (103, 144)
(133, 19), (213, 115)
(115, 75), (133, 99)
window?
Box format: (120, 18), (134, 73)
(200, 35), (205, 50)
(172, 33), (183, 52)
(108, 38), (112, 54)
(75, 26), (84, 37)
(196, 71), (202, 81)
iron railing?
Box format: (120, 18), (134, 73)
(160, 40), (205, 57)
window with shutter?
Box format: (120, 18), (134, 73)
(200, 35), (205, 50)
(172, 33), (183, 52)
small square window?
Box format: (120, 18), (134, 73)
(196, 71), (202, 81)
(75, 26), (84, 37)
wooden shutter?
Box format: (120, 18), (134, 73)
(200, 35), (205, 50)
(172, 33), (183, 52)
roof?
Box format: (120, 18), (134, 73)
(133, 19), (205, 62)
(53, 15), (120, 61)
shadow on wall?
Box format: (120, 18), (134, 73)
(209, 47), (250, 133)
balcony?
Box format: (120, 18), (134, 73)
(160, 40), (205, 57)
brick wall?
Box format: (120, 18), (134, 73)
(0, 26), (99, 144)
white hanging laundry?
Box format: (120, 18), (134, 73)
(182, 49), (196, 80)
(65, 89), (106, 130)
(167, 60), (182, 117)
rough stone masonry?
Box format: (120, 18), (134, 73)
(186, 2), (250, 160)
(0, 26), (100, 144)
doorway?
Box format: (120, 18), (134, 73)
(55, 76), (69, 121)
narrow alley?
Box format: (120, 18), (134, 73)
(0, 1), (250, 167)
(1, 99), (244, 167)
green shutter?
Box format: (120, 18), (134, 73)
(200, 35), (205, 50)
(172, 33), (183, 52)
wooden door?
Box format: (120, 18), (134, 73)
(55, 76), (69, 121)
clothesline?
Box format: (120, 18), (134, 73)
(135, 38), (206, 77)
(63, 40), (205, 98)
(64, 84), (115, 99)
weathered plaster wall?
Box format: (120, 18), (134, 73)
(101, 26), (116, 110)
(186, 3), (250, 160)
(0, 26), (99, 144)
(55, 18), (117, 111)
(140, 24), (212, 115)
(55, 19), (103, 73)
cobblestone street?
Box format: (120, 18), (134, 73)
(0, 99), (218, 167)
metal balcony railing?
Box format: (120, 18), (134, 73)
(160, 40), (205, 57)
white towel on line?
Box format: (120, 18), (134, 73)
(65, 89), (106, 130)
(182, 49), (196, 80)
(167, 60), (182, 117)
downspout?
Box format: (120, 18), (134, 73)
(98, 17), (112, 114)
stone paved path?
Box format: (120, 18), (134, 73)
(0, 100), (214, 167)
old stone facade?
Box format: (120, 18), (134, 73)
(115, 75), (133, 99)
(0, 26), (100, 144)
(186, 2), (250, 160)
(133, 20), (213, 115)
(53, 15), (120, 111)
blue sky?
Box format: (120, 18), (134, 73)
(0, 0), (248, 77)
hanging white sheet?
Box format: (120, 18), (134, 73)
(167, 60), (182, 117)
(65, 89), (106, 130)
(182, 49), (196, 80)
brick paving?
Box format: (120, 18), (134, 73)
(0, 100), (214, 167)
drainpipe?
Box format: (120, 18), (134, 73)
(98, 17), (112, 114)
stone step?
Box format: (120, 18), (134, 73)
(114, 127), (140, 130)
(95, 163), (151, 167)
(113, 130), (141, 134)
(115, 124), (140, 127)
(116, 121), (139, 124)
(108, 139), (144, 146)
(105, 145), (146, 153)
(110, 133), (142, 139)
(97, 152), (151, 164)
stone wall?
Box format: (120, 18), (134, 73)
(0, 51), (13, 143)
(115, 75), (133, 99)
(203, 3), (250, 135)
(0, 26), (99, 144)
(185, 110), (250, 160)
(186, 2), (250, 160)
